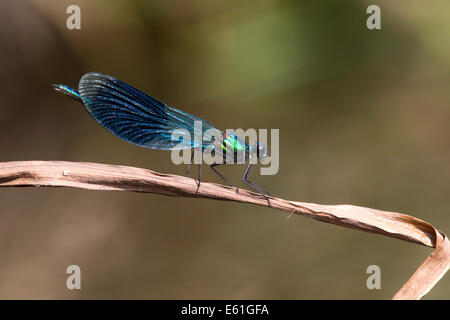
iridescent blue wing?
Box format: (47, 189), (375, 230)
(77, 72), (221, 150)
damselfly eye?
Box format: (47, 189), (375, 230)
(256, 142), (268, 160)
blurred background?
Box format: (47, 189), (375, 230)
(0, 0), (449, 299)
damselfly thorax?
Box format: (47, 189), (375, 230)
(207, 131), (253, 164)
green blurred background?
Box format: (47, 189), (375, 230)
(0, 0), (449, 299)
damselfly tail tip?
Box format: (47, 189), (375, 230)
(52, 84), (65, 93)
(52, 84), (82, 102)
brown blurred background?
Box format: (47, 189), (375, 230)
(0, 0), (449, 299)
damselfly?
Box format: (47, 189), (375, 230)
(53, 72), (270, 195)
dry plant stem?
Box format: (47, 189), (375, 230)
(0, 161), (449, 299)
(393, 230), (450, 300)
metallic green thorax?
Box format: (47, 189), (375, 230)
(222, 134), (245, 152)
(219, 133), (253, 162)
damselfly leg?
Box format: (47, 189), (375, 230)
(210, 163), (233, 187)
(186, 150), (270, 196)
(185, 149), (201, 193)
(242, 163), (271, 196)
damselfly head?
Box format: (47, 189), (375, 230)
(255, 141), (268, 161)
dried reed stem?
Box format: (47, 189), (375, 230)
(0, 161), (448, 299)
